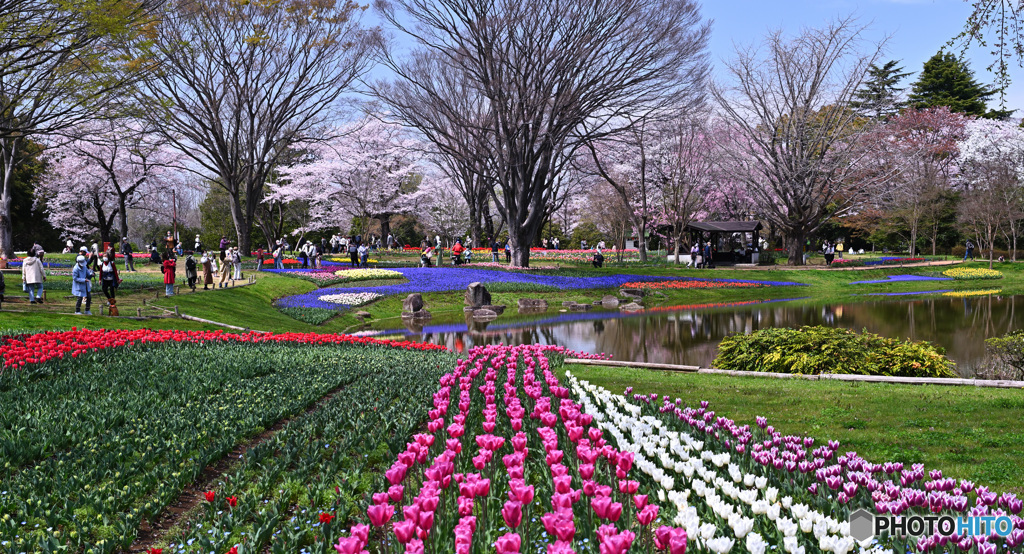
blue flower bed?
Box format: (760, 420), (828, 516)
(849, 275), (953, 285)
(275, 268), (807, 310)
(865, 290), (952, 297)
(6, 260), (72, 268)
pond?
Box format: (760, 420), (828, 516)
(358, 294), (1024, 377)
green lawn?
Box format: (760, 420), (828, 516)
(568, 363), (1024, 494)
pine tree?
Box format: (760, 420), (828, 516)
(908, 51), (1003, 118)
(850, 60), (912, 120)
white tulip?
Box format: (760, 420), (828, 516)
(745, 532), (767, 554)
(706, 537), (735, 554)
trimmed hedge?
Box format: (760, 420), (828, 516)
(714, 326), (956, 378)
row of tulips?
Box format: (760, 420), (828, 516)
(354, 344), (688, 554)
(0, 328), (445, 371)
(566, 374), (1024, 554)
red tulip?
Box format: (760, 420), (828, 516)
(204, 491), (215, 502)
(226, 496), (237, 508)
(319, 512), (334, 525)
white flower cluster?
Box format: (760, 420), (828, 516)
(567, 372), (894, 554)
(317, 292), (383, 306)
(333, 268), (403, 281)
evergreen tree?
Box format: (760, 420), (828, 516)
(850, 60), (912, 119)
(909, 51), (1006, 118)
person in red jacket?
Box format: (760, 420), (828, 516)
(451, 240), (466, 265)
(162, 252), (176, 296)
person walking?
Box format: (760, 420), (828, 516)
(703, 242), (713, 269)
(162, 252), (176, 296)
(99, 252), (121, 304)
(964, 239), (976, 262)
(120, 237), (135, 271)
(490, 238), (499, 263)
(823, 241), (835, 267)
(185, 252), (198, 291)
(358, 242), (369, 268)
(688, 243), (699, 268)
(21, 250), (45, 304)
(218, 251), (231, 288)
(255, 247), (264, 271)
(219, 235), (229, 258)
(72, 255), (93, 314)
(836, 240), (844, 259)
(387, 233), (395, 251)
(504, 240), (511, 263)
(273, 240), (284, 269)
(348, 237), (359, 267)
(420, 242), (434, 267)
(194, 234), (203, 253)
(232, 247), (242, 280)
(201, 252), (214, 290)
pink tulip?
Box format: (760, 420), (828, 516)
(637, 504), (659, 525)
(393, 519), (416, 544)
(405, 539), (424, 554)
(367, 503), (395, 527)
(633, 495), (648, 510)
(502, 500), (523, 528)
(495, 532), (522, 554)
(388, 485), (404, 503)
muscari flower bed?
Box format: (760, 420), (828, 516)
(274, 269), (806, 311)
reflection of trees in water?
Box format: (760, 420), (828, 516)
(407, 296), (1023, 375)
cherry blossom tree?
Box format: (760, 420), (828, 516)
(267, 117), (426, 239)
(860, 107), (969, 256)
(957, 118), (1024, 264)
(34, 120), (184, 244)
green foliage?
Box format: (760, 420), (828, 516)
(909, 51), (1003, 118)
(850, 60), (912, 120)
(0, 341), (451, 552)
(714, 326), (956, 378)
(985, 331), (1024, 380)
(569, 221), (606, 249)
(483, 281), (561, 293)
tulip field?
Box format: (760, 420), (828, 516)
(2, 330), (1024, 554)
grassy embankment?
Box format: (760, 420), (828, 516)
(568, 363), (1024, 494)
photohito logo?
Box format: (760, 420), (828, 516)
(848, 509), (1015, 541)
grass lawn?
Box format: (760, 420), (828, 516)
(568, 363), (1024, 494)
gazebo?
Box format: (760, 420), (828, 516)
(684, 220), (763, 264)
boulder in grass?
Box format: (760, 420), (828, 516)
(620, 288), (646, 299)
(480, 304), (506, 315)
(517, 298), (548, 310)
(465, 282), (491, 308)
(402, 293), (424, 313)
(561, 301), (577, 307)
(601, 295), (619, 306)
(355, 310), (372, 319)
(568, 303), (591, 312)
(620, 302), (643, 312)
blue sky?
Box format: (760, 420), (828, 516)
(365, 0), (1023, 113)
(701, 0), (1022, 111)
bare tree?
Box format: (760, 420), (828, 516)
(714, 18), (885, 265)
(375, 0), (710, 266)
(0, 0), (155, 254)
(136, 0), (376, 254)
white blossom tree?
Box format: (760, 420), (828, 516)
(267, 117), (426, 239)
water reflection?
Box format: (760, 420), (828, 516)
(363, 295), (1023, 376)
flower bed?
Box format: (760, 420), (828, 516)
(334, 268), (404, 281)
(0, 338), (453, 553)
(622, 279), (779, 290)
(318, 292), (384, 307)
(351, 344), (686, 553)
(943, 289), (1003, 297)
(942, 267), (1003, 280)
(0, 328), (444, 371)
(566, 375), (1024, 554)
(849, 275), (953, 285)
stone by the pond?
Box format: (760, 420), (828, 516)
(480, 304), (506, 315)
(601, 295), (620, 305)
(472, 308), (498, 320)
(354, 310), (372, 319)
(561, 301), (577, 307)
(402, 293), (424, 313)
(402, 310), (432, 319)
(465, 282), (492, 308)
(620, 302), (643, 312)
(620, 288), (646, 298)
(569, 303), (591, 312)
(518, 298), (548, 309)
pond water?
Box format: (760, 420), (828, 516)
(359, 294), (1024, 377)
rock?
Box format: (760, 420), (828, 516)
(402, 293), (424, 313)
(480, 304), (506, 315)
(518, 306), (547, 315)
(354, 310), (372, 319)
(592, 300), (603, 305)
(472, 308), (498, 320)
(401, 310), (432, 319)
(620, 302), (643, 312)
(465, 282), (491, 308)
(517, 298), (548, 310)
(569, 303), (591, 312)
(620, 288), (646, 298)
(601, 295), (619, 305)
(561, 301), (577, 307)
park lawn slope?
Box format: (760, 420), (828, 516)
(567, 363), (1024, 494)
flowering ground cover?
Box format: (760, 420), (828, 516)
(622, 279), (774, 291)
(942, 268), (1004, 280)
(318, 291), (384, 307)
(275, 268), (805, 311)
(567, 375), (1024, 554)
(849, 275), (953, 285)
(0, 335), (451, 553)
(943, 289), (1003, 297)
(333, 268), (404, 281)
(865, 290), (953, 297)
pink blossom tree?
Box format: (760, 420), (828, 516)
(268, 117), (426, 241)
(34, 120), (184, 244)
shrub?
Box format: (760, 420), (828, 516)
(714, 326), (956, 378)
(984, 331), (1024, 380)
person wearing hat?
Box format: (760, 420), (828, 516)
(218, 249), (232, 288)
(200, 251), (213, 290)
(231, 246), (242, 280)
(72, 254), (94, 314)
(162, 251), (176, 296)
(194, 234), (203, 253)
(21, 249), (45, 304)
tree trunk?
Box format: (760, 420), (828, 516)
(634, 217), (648, 263)
(377, 213), (392, 245)
(909, 222), (918, 257)
(787, 231), (805, 266)
(0, 139), (18, 257)
(117, 193), (130, 242)
(226, 189), (253, 256)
